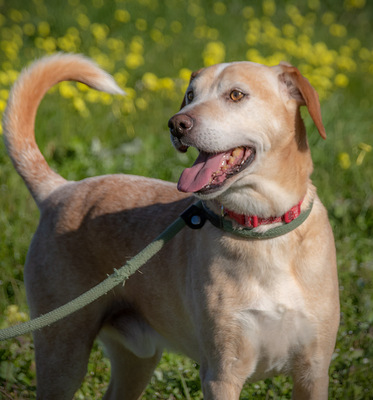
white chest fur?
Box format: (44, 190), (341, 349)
(235, 285), (314, 379)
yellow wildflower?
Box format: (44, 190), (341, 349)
(203, 41), (225, 67)
(99, 93), (113, 105)
(57, 36), (77, 52)
(0, 73), (8, 85)
(76, 13), (90, 29)
(125, 53), (144, 69)
(0, 98), (6, 112)
(213, 2), (227, 15)
(242, 7), (254, 19)
(115, 9), (130, 23)
(158, 77), (175, 91)
(356, 142), (372, 166)
(347, 38), (361, 50)
(23, 23), (35, 36)
(114, 71), (128, 87)
(6, 70), (18, 84)
(207, 28), (219, 40)
(171, 21), (182, 34)
(10, 9), (24, 23)
(307, 0), (320, 10)
(94, 53), (115, 72)
(359, 48), (371, 61)
(336, 55), (356, 72)
(142, 72), (158, 91)
(344, 0), (366, 9)
(330, 23), (347, 37)
(334, 73), (349, 88)
(85, 90), (100, 103)
(338, 152), (351, 169)
(136, 18), (147, 31)
(262, 0), (276, 17)
(91, 23), (109, 41)
(135, 97), (148, 110)
(73, 97), (90, 117)
(179, 68), (192, 82)
(76, 82), (89, 92)
(150, 28), (163, 43)
(322, 12), (335, 25)
(42, 37), (57, 53)
(245, 32), (258, 46)
(107, 38), (124, 52)
(38, 21), (50, 37)
(359, 143), (372, 153)
(122, 97), (135, 114)
(188, 3), (203, 17)
(123, 87), (136, 99)
(246, 48), (266, 65)
(59, 82), (78, 99)
(282, 24), (296, 38)
(130, 37), (144, 53)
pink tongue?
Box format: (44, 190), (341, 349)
(177, 151), (226, 193)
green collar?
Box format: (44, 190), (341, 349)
(184, 200), (313, 239)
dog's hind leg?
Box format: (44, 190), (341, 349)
(103, 346), (162, 400)
(32, 314), (101, 400)
(99, 319), (163, 400)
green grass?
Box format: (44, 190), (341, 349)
(0, 0), (373, 398)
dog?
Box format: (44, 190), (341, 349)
(3, 53), (339, 399)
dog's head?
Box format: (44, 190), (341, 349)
(168, 61), (325, 216)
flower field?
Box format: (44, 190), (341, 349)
(0, 0), (372, 398)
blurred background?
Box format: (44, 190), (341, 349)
(0, 0), (372, 398)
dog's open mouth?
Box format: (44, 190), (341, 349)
(177, 146), (255, 194)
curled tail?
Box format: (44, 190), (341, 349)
(2, 53), (124, 207)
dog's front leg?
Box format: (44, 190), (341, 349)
(201, 377), (243, 400)
(198, 341), (256, 400)
(291, 358), (332, 400)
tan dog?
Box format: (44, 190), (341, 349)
(3, 54), (339, 399)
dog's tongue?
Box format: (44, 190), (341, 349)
(177, 151), (225, 193)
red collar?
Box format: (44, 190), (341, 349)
(224, 199), (303, 228)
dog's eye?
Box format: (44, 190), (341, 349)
(187, 91), (194, 102)
(230, 90), (245, 102)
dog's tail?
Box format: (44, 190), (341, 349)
(2, 53), (124, 206)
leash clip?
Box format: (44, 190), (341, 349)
(180, 204), (207, 229)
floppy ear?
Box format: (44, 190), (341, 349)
(180, 68), (204, 110)
(278, 62), (326, 139)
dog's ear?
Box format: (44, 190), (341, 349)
(180, 68), (204, 110)
(278, 62), (326, 139)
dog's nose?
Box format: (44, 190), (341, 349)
(168, 114), (193, 138)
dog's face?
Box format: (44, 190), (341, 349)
(168, 61), (326, 216)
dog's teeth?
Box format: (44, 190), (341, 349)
(232, 147), (243, 157)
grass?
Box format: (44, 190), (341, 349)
(0, 0), (372, 398)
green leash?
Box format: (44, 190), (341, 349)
(0, 200), (313, 341)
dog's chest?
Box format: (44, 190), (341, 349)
(208, 237), (315, 378)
